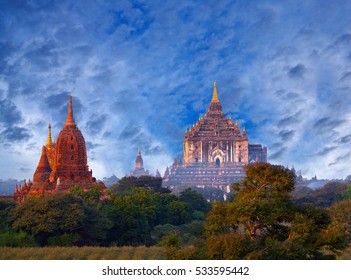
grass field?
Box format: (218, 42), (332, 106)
(0, 246), (166, 260)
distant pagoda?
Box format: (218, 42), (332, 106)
(130, 147), (150, 177)
(163, 82), (267, 192)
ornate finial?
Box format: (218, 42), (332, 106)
(137, 146), (141, 155)
(211, 81), (219, 102)
(46, 123), (53, 147)
(65, 96), (76, 126)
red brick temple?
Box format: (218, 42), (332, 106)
(14, 96), (104, 202)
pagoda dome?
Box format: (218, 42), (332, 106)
(51, 96), (89, 182)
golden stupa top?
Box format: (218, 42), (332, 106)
(46, 123), (53, 146)
(211, 81), (219, 102)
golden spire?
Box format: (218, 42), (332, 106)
(211, 81), (219, 102)
(138, 146), (141, 155)
(46, 123), (53, 147)
(65, 95), (76, 126)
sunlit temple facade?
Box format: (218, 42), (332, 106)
(163, 82), (267, 192)
(14, 96), (104, 202)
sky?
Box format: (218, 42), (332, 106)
(0, 0), (351, 181)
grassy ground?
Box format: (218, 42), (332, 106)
(0, 246), (165, 260)
(337, 246), (351, 260)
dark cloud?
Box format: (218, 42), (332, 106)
(86, 114), (107, 135)
(328, 152), (351, 167)
(334, 33), (351, 46)
(315, 146), (337, 156)
(269, 147), (287, 160)
(277, 111), (301, 128)
(24, 40), (60, 70)
(44, 93), (83, 121)
(340, 72), (351, 82)
(0, 98), (23, 126)
(0, 126), (31, 143)
(119, 122), (142, 140)
(269, 142), (284, 149)
(336, 134), (351, 144)
(278, 130), (295, 141)
(20, 167), (31, 173)
(313, 117), (346, 131)
(288, 64), (306, 78)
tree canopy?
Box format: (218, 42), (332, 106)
(205, 162), (346, 259)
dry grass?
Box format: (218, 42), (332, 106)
(0, 246), (165, 260)
(337, 246), (351, 260)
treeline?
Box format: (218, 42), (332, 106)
(0, 180), (210, 248)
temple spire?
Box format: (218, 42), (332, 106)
(46, 123), (53, 147)
(211, 81), (219, 102)
(65, 96), (76, 126)
(137, 146), (141, 155)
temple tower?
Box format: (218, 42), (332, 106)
(50, 96), (93, 188)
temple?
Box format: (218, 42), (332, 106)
(14, 96), (104, 202)
(163, 82), (267, 192)
(130, 147), (150, 177)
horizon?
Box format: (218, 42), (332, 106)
(1, 0), (351, 181)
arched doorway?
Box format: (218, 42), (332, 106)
(215, 158), (220, 168)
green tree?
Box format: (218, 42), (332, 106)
(179, 188), (211, 215)
(110, 175), (170, 194)
(205, 163), (346, 259)
(231, 163), (295, 240)
(12, 192), (112, 246)
(0, 199), (16, 232)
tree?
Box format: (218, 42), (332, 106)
(110, 175), (170, 194)
(0, 199), (16, 233)
(12, 192), (112, 246)
(205, 163), (346, 259)
(179, 188), (211, 214)
(231, 163), (295, 240)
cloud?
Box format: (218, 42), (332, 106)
(313, 117), (346, 131)
(336, 134), (351, 144)
(269, 147), (287, 161)
(0, 98), (23, 126)
(288, 64), (306, 78)
(278, 130), (295, 141)
(315, 146), (338, 156)
(328, 152), (351, 167)
(0, 126), (31, 143)
(86, 114), (107, 135)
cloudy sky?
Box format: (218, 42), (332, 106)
(0, 0), (351, 181)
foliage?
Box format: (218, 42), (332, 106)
(103, 187), (202, 246)
(205, 162), (346, 259)
(11, 192), (112, 246)
(231, 163), (295, 240)
(292, 182), (348, 207)
(0, 230), (38, 247)
(179, 188), (211, 214)
(343, 183), (351, 200)
(0, 199), (16, 233)
(328, 199), (351, 243)
(70, 184), (106, 208)
(110, 175), (170, 194)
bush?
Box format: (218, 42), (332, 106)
(0, 230), (38, 247)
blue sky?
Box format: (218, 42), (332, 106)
(0, 0), (351, 180)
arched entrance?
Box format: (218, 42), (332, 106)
(215, 158), (220, 168)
